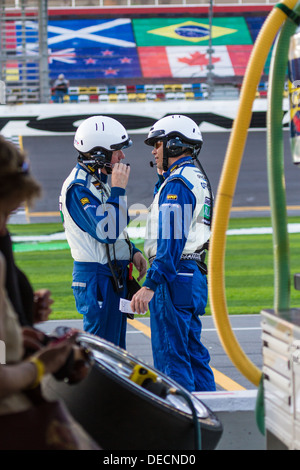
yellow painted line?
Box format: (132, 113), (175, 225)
(129, 318), (153, 338)
(231, 205), (300, 212)
(27, 211), (61, 217)
(211, 368), (246, 391)
(129, 318), (246, 391)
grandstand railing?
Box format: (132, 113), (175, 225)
(6, 0), (278, 7)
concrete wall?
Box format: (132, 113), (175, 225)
(0, 99), (289, 137)
(194, 390), (266, 450)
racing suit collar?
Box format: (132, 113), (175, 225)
(76, 162), (108, 184)
(163, 155), (193, 178)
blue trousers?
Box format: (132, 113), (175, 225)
(54, 89), (66, 103)
(149, 261), (216, 392)
(72, 261), (128, 349)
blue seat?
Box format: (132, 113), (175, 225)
(135, 84), (145, 93)
(194, 92), (204, 100)
(192, 83), (202, 92)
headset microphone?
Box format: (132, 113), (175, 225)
(150, 161), (157, 167)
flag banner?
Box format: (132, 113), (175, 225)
(47, 19), (136, 49)
(46, 19), (140, 80)
(167, 46), (235, 77)
(245, 16), (266, 42)
(48, 46), (142, 79)
(132, 17), (252, 47)
(12, 18), (141, 80)
(138, 45), (252, 78)
(138, 47), (172, 78)
(4, 17), (264, 82)
(227, 45), (253, 76)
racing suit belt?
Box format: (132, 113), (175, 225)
(148, 251), (205, 267)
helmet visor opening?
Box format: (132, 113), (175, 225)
(111, 138), (132, 151)
(144, 129), (166, 146)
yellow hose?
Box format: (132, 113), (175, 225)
(208, 0), (298, 387)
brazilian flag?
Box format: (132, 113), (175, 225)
(132, 17), (253, 47)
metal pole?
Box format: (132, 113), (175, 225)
(39, 0), (50, 103)
(207, 0), (214, 99)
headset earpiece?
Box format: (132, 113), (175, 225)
(166, 137), (185, 156)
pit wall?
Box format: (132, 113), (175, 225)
(0, 99), (289, 137)
(195, 391), (266, 450)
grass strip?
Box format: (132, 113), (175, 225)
(8, 217), (300, 320)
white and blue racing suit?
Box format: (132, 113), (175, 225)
(143, 156), (216, 392)
(60, 163), (140, 349)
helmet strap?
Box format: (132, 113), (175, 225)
(78, 150), (113, 174)
(163, 140), (169, 172)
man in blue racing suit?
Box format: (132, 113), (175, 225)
(131, 115), (216, 392)
(60, 116), (147, 349)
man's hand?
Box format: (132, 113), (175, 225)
(132, 251), (147, 281)
(111, 162), (130, 189)
(130, 286), (154, 315)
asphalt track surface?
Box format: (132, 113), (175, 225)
(21, 131), (300, 391)
(38, 315), (262, 392)
(22, 129), (300, 219)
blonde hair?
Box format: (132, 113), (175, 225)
(0, 136), (41, 208)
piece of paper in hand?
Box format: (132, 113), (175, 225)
(119, 298), (146, 315)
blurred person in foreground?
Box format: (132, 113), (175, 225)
(0, 225), (54, 330)
(0, 136), (97, 449)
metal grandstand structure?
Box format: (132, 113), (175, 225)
(0, 0), (49, 104)
(0, 0), (273, 104)
(0, 0), (278, 8)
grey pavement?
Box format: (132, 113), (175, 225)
(37, 313), (263, 392)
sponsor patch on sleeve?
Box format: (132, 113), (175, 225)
(167, 194), (178, 200)
(80, 197), (90, 205)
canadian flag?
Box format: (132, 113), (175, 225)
(138, 45), (252, 78)
(166, 45), (235, 77)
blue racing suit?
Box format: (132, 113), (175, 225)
(143, 156), (216, 392)
(60, 163), (139, 349)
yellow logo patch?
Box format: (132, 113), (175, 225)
(167, 194), (178, 200)
(80, 197), (90, 205)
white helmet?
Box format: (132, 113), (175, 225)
(74, 115), (131, 174)
(145, 115), (203, 151)
(145, 115), (203, 171)
(74, 115), (132, 156)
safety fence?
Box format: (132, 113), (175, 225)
(3, 0), (278, 7)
